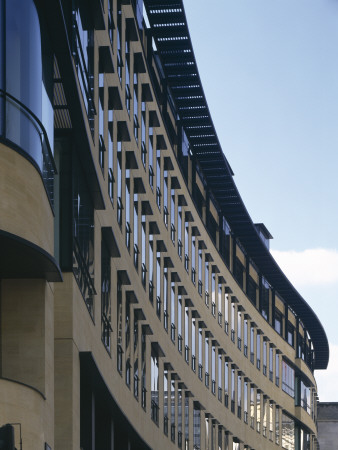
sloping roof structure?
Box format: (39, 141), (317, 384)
(144, 0), (329, 370)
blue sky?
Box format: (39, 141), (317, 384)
(184, 0), (338, 401)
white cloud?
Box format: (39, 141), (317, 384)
(270, 248), (338, 287)
(315, 343), (338, 402)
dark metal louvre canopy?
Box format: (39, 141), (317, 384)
(144, 0), (328, 370)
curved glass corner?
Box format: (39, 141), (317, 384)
(0, 0), (55, 206)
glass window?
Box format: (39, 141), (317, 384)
(287, 322), (295, 347)
(275, 309), (283, 335)
(256, 333), (261, 369)
(151, 354), (159, 424)
(191, 318), (196, 370)
(282, 413), (295, 450)
(261, 277), (270, 320)
(276, 352), (280, 386)
(101, 240), (111, 352)
(282, 360), (295, 398)
(193, 406), (201, 449)
(263, 340), (267, 375)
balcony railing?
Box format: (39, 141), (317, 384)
(73, 238), (95, 318)
(178, 334), (183, 353)
(224, 393), (229, 408)
(224, 321), (229, 335)
(156, 296), (161, 318)
(171, 423), (176, 442)
(185, 345), (190, 364)
(171, 323), (176, 342)
(191, 355), (196, 372)
(151, 401), (159, 425)
(0, 89), (56, 207)
(163, 415), (168, 435)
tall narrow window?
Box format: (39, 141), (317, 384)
(256, 333), (261, 370)
(171, 188), (176, 244)
(125, 169), (131, 250)
(224, 293), (229, 334)
(224, 361), (229, 407)
(205, 260), (209, 306)
(218, 283), (222, 325)
(133, 72), (139, 142)
(141, 216), (146, 287)
(244, 319), (248, 356)
(178, 388), (183, 447)
(156, 148), (161, 210)
(282, 360), (295, 398)
(275, 406), (280, 445)
(117, 282), (122, 373)
(231, 368), (235, 413)
(163, 170), (169, 226)
(269, 401), (274, 441)
(212, 274), (216, 316)
(191, 236), (196, 284)
(193, 405), (200, 449)
(141, 327), (147, 409)
(237, 375), (242, 419)
(149, 238), (154, 303)
(198, 248), (203, 295)
(117, 141), (123, 227)
(263, 396), (267, 437)
(185, 306), (189, 363)
(275, 352), (280, 386)
(250, 386), (255, 429)
(156, 252), (161, 317)
(148, 126), (154, 188)
(261, 277), (270, 321)
(151, 355), (159, 424)
(230, 303), (235, 342)
(178, 206), (182, 258)
(218, 354), (222, 401)
(171, 282), (176, 342)
(257, 391), (261, 432)
(191, 318), (196, 371)
(269, 345), (274, 381)
(133, 193), (139, 269)
(108, 109), (114, 203)
(282, 413), (295, 449)
(125, 40), (131, 114)
(211, 345), (216, 394)
(185, 396), (189, 448)
(163, 269), (168, 331)
(263, 340), (267, 375)
(163, 369), (168, 434)
(250, 326), (255, 364)
(244, 381), (248, 423)
(98, 72), (105, 172)
(184, 220), (189, 272)
(171, 379), (176, 442)
(178, 297), (182, 353)
(101, 240), (111, 352)
(198, 327), (203, 380)
(205, 338), (209, 387)
(141, 103), (146, 166)
(237, 311), (242, 350)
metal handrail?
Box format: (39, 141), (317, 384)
(0, 88), (56, 172)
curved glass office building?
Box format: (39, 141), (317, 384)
(0, 0), (328, 449)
